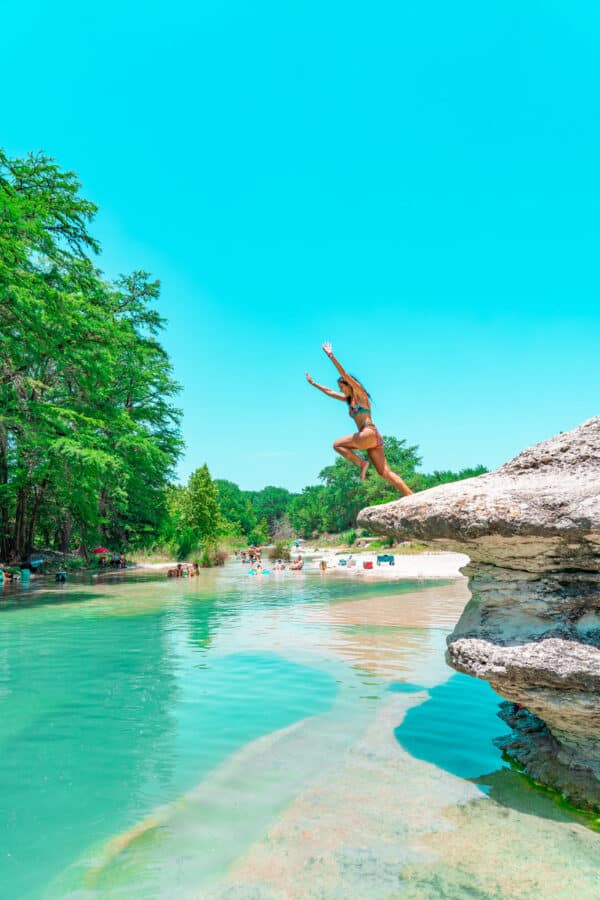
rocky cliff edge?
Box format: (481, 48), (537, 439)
(357, 417), (600, 810)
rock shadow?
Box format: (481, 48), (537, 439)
(393, 673), (597, 829)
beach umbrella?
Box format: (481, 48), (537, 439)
(92, 547), (109, 554)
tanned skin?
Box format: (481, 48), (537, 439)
(305, 343), (413, 496)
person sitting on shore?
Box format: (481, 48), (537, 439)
(305, 342), (413, 494)
(290, 555), (304, 571)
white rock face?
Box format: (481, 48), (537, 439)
(357, 417), (600, 810)
(358, 417), (600, 541)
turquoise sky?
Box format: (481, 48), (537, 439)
(3, 2), (600, 490)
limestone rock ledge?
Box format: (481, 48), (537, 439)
(357, 417), (600, 810)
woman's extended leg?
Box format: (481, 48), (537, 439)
(367, 446), (413, 495)
(333, 432), (375, 481)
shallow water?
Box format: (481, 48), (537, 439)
(0, 567), (598, 898)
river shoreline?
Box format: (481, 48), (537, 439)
(136, 549), (469, 580)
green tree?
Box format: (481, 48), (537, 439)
(247, 517), (270, 546)
(0, 149), (182, 560)
(288, 485), (327, 537)
(248, 485), (295, 534)
(183, 465), (222, 543)
(215, 479), (256, 538)
(161, 486), (197, 559)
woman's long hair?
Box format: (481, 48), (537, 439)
(338, 375), (371, 404)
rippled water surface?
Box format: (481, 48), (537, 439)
(1, 566), (598, 898)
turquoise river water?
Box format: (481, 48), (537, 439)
(0, 565), (599, 898)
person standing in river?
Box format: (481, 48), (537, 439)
(305, 343), (413, 496)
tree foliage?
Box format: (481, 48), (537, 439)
(288, 486), (327, 537)
(161, 466), (223, 559)
(183, 465), (221, 542)
(214, 481), (296, 544)
(245, 486), (294, 533)
(0, 149), (182, 560)
(214, 480), (256, 539)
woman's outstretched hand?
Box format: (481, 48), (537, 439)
(322, 342), (333, 357)
(305, 372), (315, 385)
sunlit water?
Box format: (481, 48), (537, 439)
(1, 566), (598, 898)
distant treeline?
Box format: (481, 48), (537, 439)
(0, 150), (182, 561)
(161, 438), (487, 558)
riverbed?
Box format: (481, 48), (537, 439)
(1, 565), (598, 898)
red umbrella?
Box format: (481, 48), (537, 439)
(92, 547), (109, 554)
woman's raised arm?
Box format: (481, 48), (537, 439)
(321, 344), (368, 403)
(305, 372), (346, 400)
(322, 342), (347, 378)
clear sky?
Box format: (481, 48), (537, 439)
(3, 1), (600, 491)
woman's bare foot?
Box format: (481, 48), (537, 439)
(360, 459), (370, 481)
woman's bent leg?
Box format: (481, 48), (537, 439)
(333, 434), (371, 480)
(367, 447), (413, 495)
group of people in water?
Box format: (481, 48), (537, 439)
(167, 562), (201, 578)
(238, 547), (304, 576)
(165, 549), (306, 579)
(97, 552), (127, 569)
(275, 556), (304, 571)
(0, 564), (66, 584)
(240, 548), (262, 566)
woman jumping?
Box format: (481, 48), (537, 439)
(305, 343), (413, 496)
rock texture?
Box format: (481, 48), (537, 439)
(359, 417), (600, 542)
(357, 417), (600, 810)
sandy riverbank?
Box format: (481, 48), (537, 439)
(303, 547), (470, 579)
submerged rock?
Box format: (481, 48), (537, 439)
(357, 417), (600, 810)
